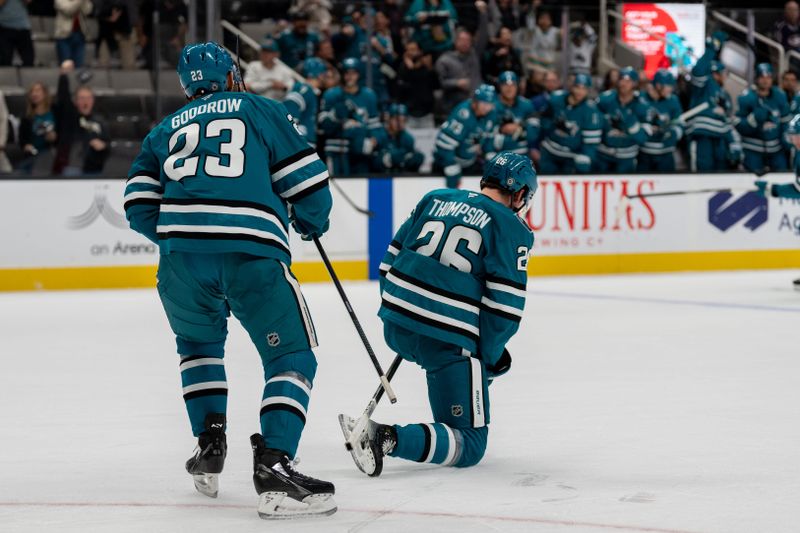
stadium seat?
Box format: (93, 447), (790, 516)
(0, 67), (22, 96)
(33, 41), (58, 67)
(69, 69), (114, 96)
(95, 94), (147, 117)
(110, 70), (153, 95)
(19, 67), (61, 92)
(108, 116), (141, 140)
(4, 93), (26, 118)
(240, 20), (277, 41)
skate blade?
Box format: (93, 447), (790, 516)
(257, 491), (337, 519)
(338, 414), (380, 476)
(192, 473), (219, 498)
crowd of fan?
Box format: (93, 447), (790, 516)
(1, 0), (799, 179)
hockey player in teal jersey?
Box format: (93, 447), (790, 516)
(736, 62), (791, 173)
(482, 71), (539, 160)
(283, 57), (328, 148)
(340, 152), (536, 475)
(123, 42), (336, 519)
(318, 57), (383, 175)
(538, 72), (601, 174)
(639, 69), (684, 172)
(687, 31), (743, 172)
(755, 113), (800, 290)
(373, 103), (424, 172)
(595, 67), (651, 173)
(433, 84), (497, 188)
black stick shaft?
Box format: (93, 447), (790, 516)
(330, 177), (374, 217)
(312, 236), (396, 402)
(625, 187), (738, 199)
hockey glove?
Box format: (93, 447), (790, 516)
(292, 218), (330, 241)
(486, 348), (512, 383)
(754, 180), (772, 198)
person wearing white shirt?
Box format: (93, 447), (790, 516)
(245, 39), (297, 101)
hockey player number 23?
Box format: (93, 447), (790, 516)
(415, 221), (482, 273)
(164, 118), (246, 181)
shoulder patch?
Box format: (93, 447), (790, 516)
(458, 107), (470, 120)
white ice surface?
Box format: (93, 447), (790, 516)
(2, 270), (799, 533)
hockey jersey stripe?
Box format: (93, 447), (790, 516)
(157, 223), (288, 247)
(271, 153), (320, 182)
(387, 267), (481, 310)
(266, 373), (312, 397)
(280, 171), (329, 202)
(424, 424), (438, 463)
(269, 147), (317, 175)
(159, 204), (288, 240)
(280, 262), (318, 348)
(260, 403), (306, 424)
(480, 296), (524, 321)
(469, 358), (485, 428)
(156, 229), (290, 254)
(485, 275), (526, 292)
(183, 388), (228, 401)
(179, 357), (225, 371)
(183, 381), (228, 395)
(442, 425), (459, 466)
(260, 396), (308, 417)
(381, 294), (480, 342)
(126, 175), (161, 187)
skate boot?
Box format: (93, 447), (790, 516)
(794, 277), (800, 291)
(250, 434), (337, 519)
(185, 413), (227, 498)
(338, 414), (397, 477)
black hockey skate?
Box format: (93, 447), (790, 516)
(185, 413), (227, 498)
(338, 414), (397, 477)
(250, 434), (337, 519)
(794, 278), (800, 291)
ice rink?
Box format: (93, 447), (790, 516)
(2, 270), (799, 533)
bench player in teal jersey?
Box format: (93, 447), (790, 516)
(340, 152), (536, 475)
(123, 42), (336, 519)
(755, 114), (800, 290)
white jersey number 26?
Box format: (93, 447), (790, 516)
(163, 118), (246, 181)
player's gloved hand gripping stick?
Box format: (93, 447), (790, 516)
(311, 235), (397, 404)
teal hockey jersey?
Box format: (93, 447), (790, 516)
(123, 91), (332, 265)
(283, 80), (319, 146)
(378, 188), (533, 365)
(641, 92), (685, 156)
(483, 95), (540, 159)
(736, 86), (791, 154)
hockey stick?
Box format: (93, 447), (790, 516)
(344, 354), (403, 451)
(330, 177), (375, 217)
(623, 186), (756, 200)
(312, 236), (397, 403)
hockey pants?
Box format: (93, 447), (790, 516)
(742, 149), (788, 173)
(157, 252), (318, 458)
(382, 323), (490, 468)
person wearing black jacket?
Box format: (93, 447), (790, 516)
(53, 60), (111, 175)
(482, 26), (522, 85)
(395, 39), (438, 127)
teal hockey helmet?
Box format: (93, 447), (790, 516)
(787, 113), (800, 136)
(481, 152), (538, 210)
(498, 71), (518, 85)
(302, 57), (328, 79)
(177, 41), (235, 98)
(388, 103), (408, 117)
(619, 66), (639, 82)
(653, 69), (675, 86)
(755, 62), (774, 77)
(342, 57), (362, 72)
(473, 83), (497, 103)
(573, 72), (592, 88)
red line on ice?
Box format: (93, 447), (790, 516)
(0, 501), (699, 533)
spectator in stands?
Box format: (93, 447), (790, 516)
(404, 0), (458, 58)
(736, 62), (791, 173)
(538, 73), (600, 174)
(639, 69), (684, 172)
(567, 20), (596, 76)
(95, 0), (136, 69)
(487, 0), (519, 34)
(138, 0), (187, 68)
(0, 0), (35, 66)
(774, 1), (800, 57)
(276, 11), (320, 69)
(687, 31), (742, 172)
(514, 8), (559, 75)
(373, 103), (424, 172)
(18, 82), (57, 174)
(435, 1), (489, 113)
(245, 39), (296, 101)
(526, 69), (560, 105)
(54, 0), (94, 68)
(482, 26), (522, 85)
(0, 90), (11, 173)
(53, 60), (110, 175)
(396, 40), (438, 128)
(602, 68), (620, 91)
(781, 70), (798, 103)
(289, 0), (332, 33)
(595, 67), (650, 173)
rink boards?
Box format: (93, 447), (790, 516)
(1, 173), (799, 290)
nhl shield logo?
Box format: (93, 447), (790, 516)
(451, 404), (463, 417)
(267, 332), (281, 347)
